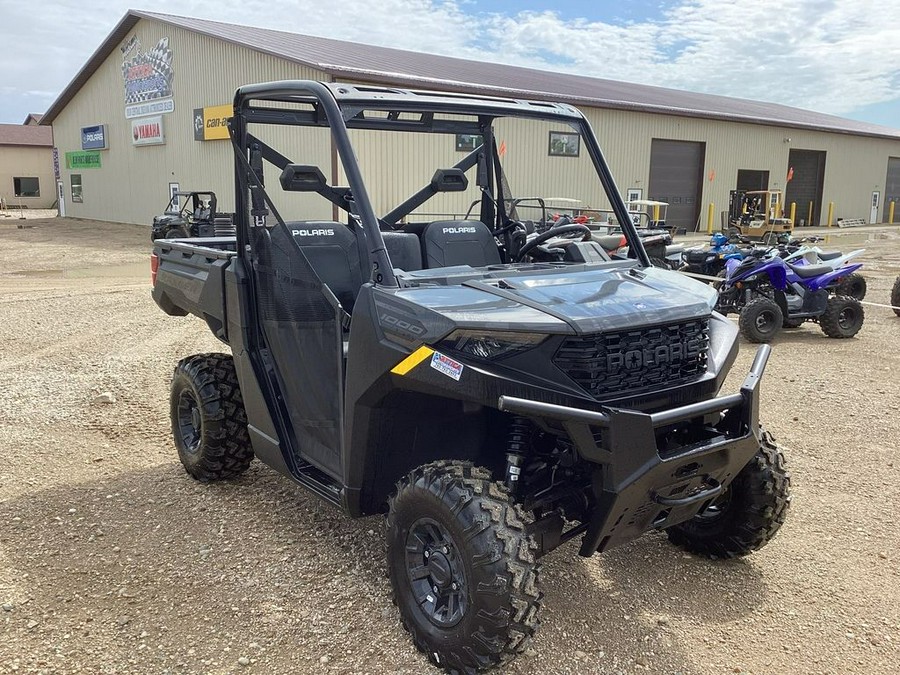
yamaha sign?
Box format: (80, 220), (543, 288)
(131, 115), (165, 146)
(81, 124), (108, 150)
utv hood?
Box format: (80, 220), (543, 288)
(393, 265), (718, 335)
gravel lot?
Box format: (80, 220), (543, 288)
(1, 217), (898, 675)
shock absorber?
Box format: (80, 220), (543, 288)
(505, 416), (530, 494)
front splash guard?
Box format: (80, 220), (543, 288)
(499, 345), (770, 556)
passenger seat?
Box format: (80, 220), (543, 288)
(284, 221), (363, 312)
(421, 220), (502, 269)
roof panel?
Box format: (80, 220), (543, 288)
(44, 10), (900, 140)
(0, 123), (53, 147)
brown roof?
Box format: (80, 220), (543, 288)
(0, 123), (53, 147)
(41, 10), (900, 141)
(23, 113), (44, 125)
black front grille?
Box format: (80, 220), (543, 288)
(554, 319), (710, 400)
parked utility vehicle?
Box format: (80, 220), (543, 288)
(151, 81), (790, 674)
(150, 190), (234, 240)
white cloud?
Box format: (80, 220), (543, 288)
(1, 0), (899, 123)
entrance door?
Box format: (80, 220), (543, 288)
(648, 139), (706, 232)
(884, 157), (900, 222)
(870, 191), (880, 224)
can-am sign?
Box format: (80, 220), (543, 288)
(81, 125), (108, 150)
(131, 115), (165, 146)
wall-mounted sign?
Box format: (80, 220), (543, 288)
(132, 115), (165, 146)
(65, 151), (101, 169)
(52, 148), (60, 179)
(121, 34), (174, 119)
(81, 124), (108, 150)
(193, 104), (232, 141)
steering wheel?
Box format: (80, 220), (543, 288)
(514, 223), (592, 262)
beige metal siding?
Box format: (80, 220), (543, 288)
(0, 145), (56, 209)
(51, 19), (900, 228)
(583, 108), (900, 227)
(51, 19), (332, 225)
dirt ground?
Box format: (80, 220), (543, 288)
(0, 218), (898, 675)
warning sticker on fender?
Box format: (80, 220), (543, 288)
(430, 352), (464, 381)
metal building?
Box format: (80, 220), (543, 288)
(42, 10), (900, 230)
(0, 122), (54, 210)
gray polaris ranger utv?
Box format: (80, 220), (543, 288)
(150, 81), (790, 674)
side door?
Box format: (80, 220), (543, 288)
(250, 218), (346, 478)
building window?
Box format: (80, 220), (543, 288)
(71, 175), (83, 203)
(548, 131), (580, 157)
(455, 134), (483, 152)
(13, 177), (40, 197)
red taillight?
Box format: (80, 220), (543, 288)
(150, 253), (159, 287)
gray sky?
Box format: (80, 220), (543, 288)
(2, 0), (899, 128)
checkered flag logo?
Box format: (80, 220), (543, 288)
(122, 37), (174, 105)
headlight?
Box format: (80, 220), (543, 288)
(438, 330), (546, 360)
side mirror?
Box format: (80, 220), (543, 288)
(280, 164), (327, 192)
(430, 168), (468, 193)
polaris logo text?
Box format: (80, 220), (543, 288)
(607, 340), (702, 372)
(292, 229), (334, 237)
(442, 227), (477, 234)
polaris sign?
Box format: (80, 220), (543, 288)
(81, 125), (108, 150)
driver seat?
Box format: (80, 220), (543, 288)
(421, 220), (502, 269)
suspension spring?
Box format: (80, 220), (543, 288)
(505, 416), (531, 493)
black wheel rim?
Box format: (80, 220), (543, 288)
(405, 518), (468, 628)
(838, 305), (858, 330)
(695, 486), (732, 521)
(755, 308), (778, 334)
(177, 390), (202, 454)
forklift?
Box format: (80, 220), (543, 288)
(728, 189), (793, 242)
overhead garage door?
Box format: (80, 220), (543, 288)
(784, 149), (826, 226)
(648, 139), (705, 232)
(884, 157), (900, 222)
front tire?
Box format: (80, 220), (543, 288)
(738, 296), (783, 343)
(666, 429), (790, 558)
(170, 354), (253, 482)
(833, 272), (866, 300)
(386, 461), (541, 674)
(165, 226), (189, 239)
(819, 295), (864, 338)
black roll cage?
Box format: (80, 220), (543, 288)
(229, 79), (651, 288)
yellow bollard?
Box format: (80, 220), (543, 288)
(707, 202), (715, 234)
(827, 201), (834, 227)
(789, 202), (796, 225)
(890, 201), (896, 224)
(807, 201), (813, 227)
(653, 204), (660, 223)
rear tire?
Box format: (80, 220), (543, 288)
(891, 276), (900, 317)
(738, 296), (783, 343)
(386, 461), (541, 674)
(170, 354), (253, 482)
(820, 295), (864, 338)
(833, 272), (866, 300)
(666, 428), (790, 558)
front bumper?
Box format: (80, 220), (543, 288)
(499, 345), (770, 556)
